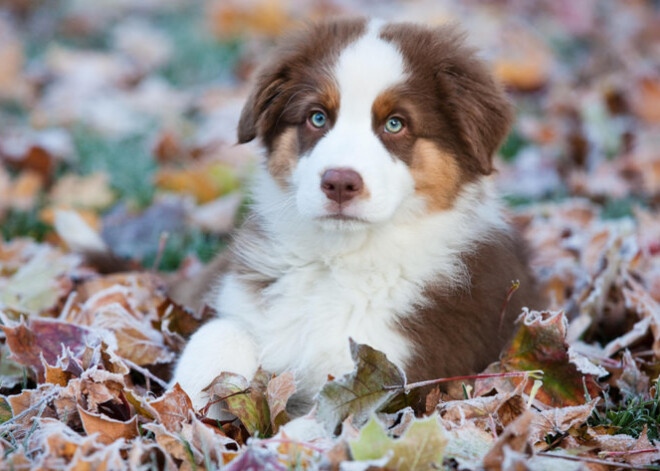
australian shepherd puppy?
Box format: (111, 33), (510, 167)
(172, 18), (541, 416)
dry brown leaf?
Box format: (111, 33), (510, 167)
(2, 319), (102, 381)
(0, 246), (81, 315)
(143, 422), (203, 464)
(149, 383), (194, 432)
(7, 385), (58, 426)
(493, 26), (553, 92)
(78, 405), (138, 445)
(206, 0), (293, 39)
(482, 410), (535, 471)
(154, 161), (239, 204)
(621, 279), (660, 360)
(631, 76), (660, 123)
(9, 171), (43, 212)
(528, 398), (599, 444)
(93, 303), (174, 365)
(48, 172), (115, 211)
(266, 371), (296, 433)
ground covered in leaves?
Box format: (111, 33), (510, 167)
(1, 1), (660, 469)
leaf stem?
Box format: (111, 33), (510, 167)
(387, 370), (543, 392)
(200, 388), (251, 417)
(538, 451), (660, 469)
(599, 448), (659, 458)
(498, 280), (520, 332)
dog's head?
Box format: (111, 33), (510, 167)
(238, 19), (512, 230)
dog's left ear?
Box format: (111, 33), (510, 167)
(439, 49), (513, 175)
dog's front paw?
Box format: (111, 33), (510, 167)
(171, 318), (259, 418)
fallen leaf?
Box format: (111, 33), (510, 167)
(8, 171), (43, 212)
(149, 383), (194, 432)
(0, 246), (80, 315)
(154, 162), (239, 204)
(349, 414), (447, 471)
(500, 311), (601, 406)
(78, 405), (139, 445)
(205, 369), (271, 436)
(266, 372), (296, 433)
(528, 398), (599, 444)
(316, 340), (406, 434)
(2, 319), (102, 381)
(223, 446), (286, 471)
(48, 172), (115, 211)
(0, 396), (12, 424)
(93, 303), (175, 366)
(482, 410), (534, 470)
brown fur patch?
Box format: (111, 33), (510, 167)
(400, 231), (543, 385)
(410, 139), (463, 211)
(267, 127), (299, 188)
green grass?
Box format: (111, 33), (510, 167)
(601, 196), (644, 220)
(143, 229), (227, 272)
(499, 128), (529, 162)
(1, 209), (52, 242)
(588, 385), (660, 440)
(72, 128), (157, 209)
(153, 6), (242, 87)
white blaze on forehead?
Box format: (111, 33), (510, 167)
(334, 21), (407, 120)
(290, 20), (415, 226)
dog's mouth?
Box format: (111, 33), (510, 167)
(315, 213), (370, 229)
(320, 214), (364, 222)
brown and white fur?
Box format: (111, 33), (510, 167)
(171, 18), (541, 416)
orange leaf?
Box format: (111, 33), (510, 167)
(78, 405), (139, 445)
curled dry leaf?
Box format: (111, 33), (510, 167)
(266, 371), (296, 433)
(500, 310), (601, 407)
(77, 405), (139, 445)
(0, 245), (81, 315)
(482, 410), (535, 470)
(205, 369), (271, 436)
(48, 172), (115, 211)
(2, 319), (102, 381)
(528, 398), (599, 444)
(316, 340), (406, 434)
(149, 383), (194, 433)
(154, 162), (240, 204)
(93, 303), (175, 366)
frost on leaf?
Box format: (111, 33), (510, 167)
(2, 319), (102, 381)
(349, 414), (447, 471)
(500, 310), (601, 406)
(204, 368), (271, 436)
(316, 340), (406, 434)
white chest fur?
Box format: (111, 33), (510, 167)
(211, 172), (507, 399)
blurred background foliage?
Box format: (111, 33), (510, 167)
(0, 0), (659, 270)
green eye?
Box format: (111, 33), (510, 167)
(310, 111), (327, 128)
(385, 117), (404, 133)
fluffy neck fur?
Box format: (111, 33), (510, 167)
(231, 166), (510, 294)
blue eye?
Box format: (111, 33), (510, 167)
(385, 117), (403, 133)
(310, 111), (327, 128)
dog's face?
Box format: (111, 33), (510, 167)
(238, 19), (512, 230)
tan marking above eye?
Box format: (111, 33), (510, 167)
(410, 139), (463, 211)
(372, 89), (398, 122)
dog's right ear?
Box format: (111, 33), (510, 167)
(238, 18), (367, 146)
(237, 62), (288, 144)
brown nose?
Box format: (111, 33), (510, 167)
(321, 168), (364, 204)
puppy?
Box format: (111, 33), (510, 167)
(172, 18), (541, 416)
